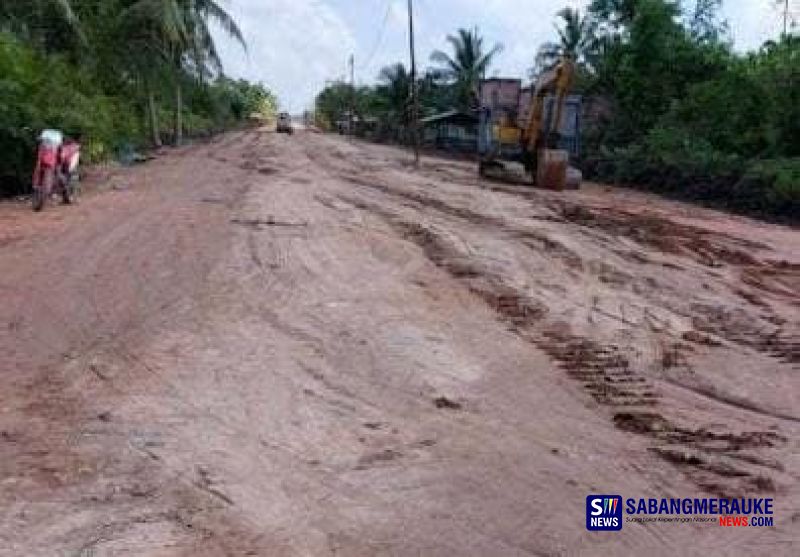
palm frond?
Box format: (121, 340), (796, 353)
(196, 0), (246, 51)
(51, 0), (78, 25)
(121, 0), (188, 44)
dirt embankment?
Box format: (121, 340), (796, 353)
(0, 129), (797, 556)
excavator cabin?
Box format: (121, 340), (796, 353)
(477, 57), (582, 190)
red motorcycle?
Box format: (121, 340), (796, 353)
(31, 129), (81, 212)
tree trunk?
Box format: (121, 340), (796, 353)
(174, 80), (183, 146)
(147, 85), (162, 148)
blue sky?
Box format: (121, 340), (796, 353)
(213, 0), (791, 112)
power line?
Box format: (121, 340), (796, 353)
(417, 0), (451, 42)
(782, 0), (790, 35)
(362, 0), (394, 73)
(408, 0), (420, 165)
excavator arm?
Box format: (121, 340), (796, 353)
(523, 57), (575, 152)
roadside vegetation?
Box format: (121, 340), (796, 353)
(0, 0), (276, 197)
(316, 0), (798, 221)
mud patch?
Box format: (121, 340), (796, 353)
(392, 220), (485, 279)
(481, 290), (548, 327)
(614, 412), (673, 434)
(339, 173), (506, 229)
(691, 304), (799, 364)
(354, 449), (402, 470)
(517, 230), (584, 271)
(681, 330), (723, 347)
(535, 329), (658, 407)
(555, 203), (765, 268)
(231, 217), (307, 230)
(742, 262), (800, 301)
(433, 396), (462, 410)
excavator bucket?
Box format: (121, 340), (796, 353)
(536, 149), (569, 191)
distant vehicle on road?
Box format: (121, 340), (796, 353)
(276, 113), (293, 134)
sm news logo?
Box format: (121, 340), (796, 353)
(586, 495), (623, 531)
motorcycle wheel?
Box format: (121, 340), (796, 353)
(32, 189), (45, 212)
(32, 168), (54, 212)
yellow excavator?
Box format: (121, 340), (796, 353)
(478, 57), (581, 190)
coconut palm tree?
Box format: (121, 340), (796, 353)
(430, 27), (502, 109)
(177, 0), (245, 143)
(180, 0), (245, 78)
(376, 63), (412, 125)
(534, 7), (598, 74)
(588, 0), (639, 27)
(0, 0), (81, 47)
(0, 0), (77, 28)
(117, 0), (245, 145)
(172, 0), (245, 144)
(110, 0), (184, 146)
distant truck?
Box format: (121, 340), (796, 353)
(276, 112), (293, 134)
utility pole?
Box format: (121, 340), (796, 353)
(778, 0), (795, 36)
(349, 54), (355, 139)
(784, 0), (790, 36)
(407, 0), (420, 166)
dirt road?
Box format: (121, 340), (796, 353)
(1, 128), (797, 556)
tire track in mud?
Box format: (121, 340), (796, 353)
(349, 168), (800, 367)
(551, 203), (800, 366)
(689, 303), (800, 365)
(339, 171), (800, 366)
(335, 191), (789, 498)
(337, 172), (588, 275)
(338, 172), (508, 228)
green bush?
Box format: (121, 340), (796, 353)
(0, 29), (277, 197)
(738, 158), (800, 215)
(0, 32), (143, 194)
(579, 7), (798, 222)
(583, 148), (798, 221)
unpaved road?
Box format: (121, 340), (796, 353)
(1, 128), (798, 556)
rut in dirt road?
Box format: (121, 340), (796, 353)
(331, 187), (791, 499)
(1, 129), (798, 556)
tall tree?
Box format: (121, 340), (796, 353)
(0, 0), (77, 29)
(376, 63), (412, 125)
(687, 0), (727, 43)
(117, 0), (245, 145)
(773, 0), (798, 35)
(0, 0), (81, 49)
(430, 27), (502, 109)
(588, 0), (641, 29)
(111, 0), (185, 146)
(533, 7), (598, 74)
(172, 0), (246, 144)
(589, 0), (699, 141)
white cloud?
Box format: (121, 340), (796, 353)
(722, 0), (785, 51)
(213, 0), (787, 112)
(213, 0), (356, 112)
